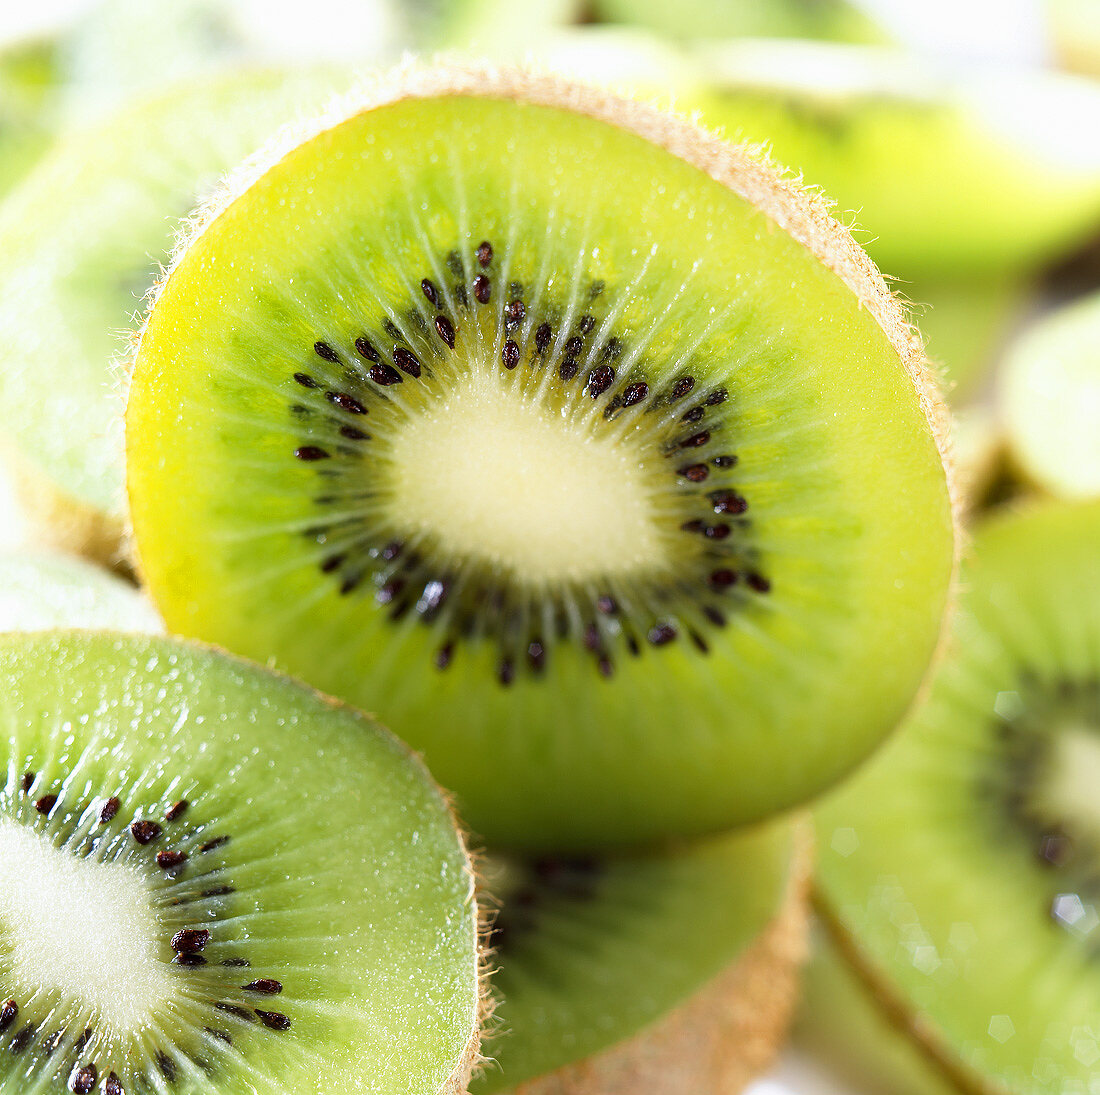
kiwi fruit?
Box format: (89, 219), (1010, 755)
(126, 65), (954, 851)
(997, 289), (1100, 500)
(475, 819), (809, 1094)
(0, 36), (58, 198)
(793, 927), (956, 1095)
(0, 66), (352, 566)
(814, 501), (1100, 1094)
(695, 39), (1100, 279)
(0, 629), (481, 1095)
(0, 550), (162, 632)
(590, 0), (887, 44)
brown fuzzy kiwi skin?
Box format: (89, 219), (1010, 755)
(0, 626), (485, 1095)
(494, 820), (813, 1095)
(813, 891), (1005, 1095)
(126, 60), (958, 572)
(2, 439), (129, 574)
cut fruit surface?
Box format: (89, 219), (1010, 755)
(0, 66), (352, 563)
(0, 550), (162, 632)
(475, 819), (808, 1094)
(816, 501), (1100, 1095)
(999, 289), (1100, 499)
(0, 631), (480, 1095)
(127, 67), (954, 850)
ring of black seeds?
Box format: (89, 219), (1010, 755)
(288, 238), (771, 686)
(2, 776), (293, 1092)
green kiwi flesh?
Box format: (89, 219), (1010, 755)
(815, 501), (1100, 1095)
(695, 39), (1100, 278)
(0, 551), (162, 632)
(0, 66), (352, 563)
(127, 68), (953, 851)
(0, 631), (480, 1095)
(590, 0), (886, 44)
(475, 819), (804, 1093)
(998, 289), (1100, 499)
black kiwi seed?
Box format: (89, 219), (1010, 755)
(34, 794), (57, 814)
(476, 240), (492, 267)
(679, 464), (708, 482)
(326, 391), (367, 415)
(9, 1024), (35, 1053)
(670, 376), (695, 399)
(174, 953), (207, 967)
(709, 489), (748, 515)
(340, 425), (369, 441)
(559, 360), (577, 381)
(706, 388), (728, 405)
(292, 372), (318, 388)
(354, 336), (380, 362)
(20, 772), (34, 793)
(255, 1010), (292, 1031)
(392, 348), (421, 378)
(712, 455), (738, 468)
(0, 1000), (16, 1032)
(165, 799), (188, 822)
(587, 365), (614, 398)
(69, 1064), (97, 1093)
(313, 341), (340, 363)
(504, 300), (525, 331)
(648, 624), (677, 646)
(157, 1052), (177, 1082)
(435, 315), (455, 348)
(213, 1003), (256, 1022)
(294, 445), (330, 462)
(205, 1028), (232, 1044)
(681, 406), (704, 423)
(171, 928), (210, 953)
(104, 1072), (123, 1095)
(243, 979), (282, 995)
(709, 569), (738, 590)
(473, 275), (491, 304)
(747, 573), (772, 593)
(564, 336), (583, 356)
(535, 322), (552, 352)
(369, 361), (402, 386)
(420, 278), (438, 305)
(156, 850), (187, 869)
(621, 382), (648, 406)
(680, 431), (710, 449)
(502, 340), (520, 369)
(130, 820), (161, 845)
(198, 834), (230, 853)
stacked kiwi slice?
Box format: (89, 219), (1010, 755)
(814, 501), (1100, 1093)
(0, 631), (481, 1094)
(126, 66), (954, 852)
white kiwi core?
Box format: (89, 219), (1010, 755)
(0, 817), (172, 1030)
(385, 371), (673, 585)
(1045, 726), (1100, 847)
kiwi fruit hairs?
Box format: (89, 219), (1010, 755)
(473, 818), (810, 1095)
(0, 65), (358, 569)
(125, 63), (955, 852)
(814, 500), (1100, 1095)
(693, 38), (1100, 280)
(997, 288), (1100, 500)
(0, 629), (482, 1095)
(0, 550), (162, 632)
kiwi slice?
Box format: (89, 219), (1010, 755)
(998, 289), (1100, 500)
(696, 39), (1100, 279)
(0, 66), (350, 566)
(475, 820), (809, 1094)
(0, 550), (162, 632)
(0, 630), (480, 1095)
(815, 501), (1100, 1094)
(126, 66), (954, 851)
(591, 0), (886, 44)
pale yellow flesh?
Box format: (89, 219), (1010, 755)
(0, 817), (171, 1032)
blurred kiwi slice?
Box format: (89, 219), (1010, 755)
(696, 39), (1100, 279)
(0, 37), (59, 198)
(815, 501), (1100, 1094)
(0, 550), (162, 632)
(0, 630), (481, 1095)
(998, 290), (1100, 499)
(0, 66), (350, 566)
(127, 66), (954, 851)
(475, 820), (809, 1094)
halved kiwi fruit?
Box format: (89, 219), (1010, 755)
(815, 501), (1100, 1094)
(0, 630), (480, 1095)
(998, 289), (1100, 500)
(0, 550), (162, 632)
(475, 819), (809, 1094)
(0, 66), (351, 566)
(696, 39), (1100, 279)
(127, 66), (954, 851)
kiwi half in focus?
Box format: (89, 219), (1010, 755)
(0, 550), (162, 632)
(0, 630), (480, 1095)
(815, 501), (1100, 1094)
(127, 66), (954, 851)
(998, 289), (1100, 500)
(476, 820), (809, 1094)
(696, 39), (1100, 279)
(0, 66), (351, 567)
